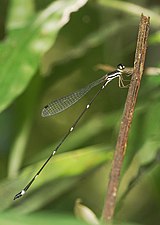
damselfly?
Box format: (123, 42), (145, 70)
(14, 64), (130, 200)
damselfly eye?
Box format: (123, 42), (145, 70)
(117, 64), (125, 71)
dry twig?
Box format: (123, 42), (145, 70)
(102, 14), (150, 223)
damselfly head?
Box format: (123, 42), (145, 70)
(117, 64), (125, 72)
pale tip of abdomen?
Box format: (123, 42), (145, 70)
(13, 189), (26, 200)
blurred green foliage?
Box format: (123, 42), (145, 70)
(0, 0), (160, 225)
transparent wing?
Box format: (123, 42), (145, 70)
(42, 75), (106, 117)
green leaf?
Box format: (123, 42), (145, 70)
(0, 0), (88, 113)
(116, 148), (160, 222)
(149, 31), (160, 45)
(74, 199), (100, 225)
(118, 143), (160, 202)
(0, 146), (112, 212)
(7, 0), (35, 29)
(98, 0), (160, 28)
(0, 211), (88, 225)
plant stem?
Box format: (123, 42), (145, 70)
(102, 14), (150, 223)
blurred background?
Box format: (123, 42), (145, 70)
(0, 0), (160, 224)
